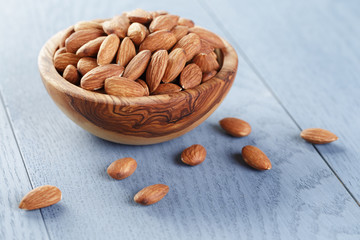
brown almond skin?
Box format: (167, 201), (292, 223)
(151, 10), (168, 19)
(80, 64), (124, 90)
(219, 118), (251, 137)
(107, 157), (137, 180)
(146, 50), (169, 93)
(199, 39), (215, 54)
(102, 15), (130, 38)
(134, 184), (169, 205)
(139, 30), (177, 53)
(54, 53), (81, 72)
(123, 50), (151, 81)
(76, 36), (106, 57)
(54, 47), (67, 60)
(116, 37), (136, 67)
(242, 145), (272, 170)
(171, 25), (189, 41)
(300, 128), (338, 144)
(19, 185), (62, 210)
(65, 29), (104, 53)
(180, 64), (202, 89)
(149, 15), (179, 33)
(127, 9), (153, 24)
(181, 144), (206, 166)
(74, 21), (103, 31)
(63, 65), (80, 85)
(77, 57), (98, 75)
(60, 26), (74, 48)
(162, 48), (187, 83)
(104, 77), (146, 97)
(193, 53), (220, 72)
(178, 18), (195, 28)
(173, 33), (201, 62)
(127, 23), (148, 45)
(202, 70), (217, 83)
(152, 83), (182, 95)
(97, 34), (120, 65)
(135, 79), (150, 96)
(189, 26), (225, 49)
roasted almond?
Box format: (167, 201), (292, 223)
(60, 26), (74, 48)
(189, 26), (225, 49)
(199, 39), (215, 54)
(116, 37), (136, 67)
(74, 21), (103, 31)
(173, 33), (201, 62)
(134, 184), (169, 205)
(152, 83), (182, 95)
(65, 29), (104, 53)
(127, 9), (152, 24)
(149, 14), (179, 32)
(123, 50), (151, 81)
(300, 128), (338, 144)
(193, 53), (220, 72)
(107, 157), (137, 180)
(97, 34), (120, 65)
(178, 17), (195, 28)
(54, 53), (81, 72)
(179, 64), (202, 89)
(54, 47), (66, 59)
(63, 65), (80, 85)
(242, 145), (272, 170)
(170, 25), (189, 41)
(135, 79), (150, 96)
(162, 48), (186, 83)
(181, 144), (206, 166)
(146, 50), (169, 93)
(139, 30), (177, 53)
(77, 57), (98, 75)
(105, 77), (146, 97)
(202, 70), (217, 83)
(219, 117), (251, 137)
(127, 23), (148, 45)
(80, 64), (124, 90)
(102, 15), (130, 38)
(76, 36), (106, 57)
(19, 185), (62, 210)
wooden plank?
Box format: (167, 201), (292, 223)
(0, 94), (49, 240)
(203, 0), (360, 202)
(0, 0), (360, 239)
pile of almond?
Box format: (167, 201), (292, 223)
(53, 9), (224, 96)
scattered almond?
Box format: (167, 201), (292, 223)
(123, 50), (151, 81)
(219, 118), (251, 137)
(139, 30), (177, 52)
(127, 9), (152, 24)
(97, 34), (120, 65)
(105, 76), (146, 97)
(180, 64), (202, 89)
(80, 64), (124, 90)
(181, 144), (206, 166)
(127, 23), (148, 45)
(300, 128), (338, 144)
(149, 14), (179, 32)
(170, 25), (188, 41)
(63, 65), (80, 85)
(173, 33), (201, 62)
(102, 15), (130, 38)
(189, 26), (225, 49)
(107, 157), (137, 180)
(54, 53), (81, 72)
(162, 48), (186, 83)
(242, 145), (272, 170)
(77, 57), (98, 75)
(65, 29), (104, 53)
(152, 83), (182, 95)
(146, 50), (169, 93)
(202, 70), (217, 83)
(178, 17), (194, 28)
(134, 184), (169, 205)
(116, 37), (136, 67)
(76, 36), (106, 57)
(19, 185), (62, 210)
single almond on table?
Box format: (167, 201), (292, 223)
(181, 144), (206, 166)
(242, 145), (272, 170)
(116, 37), (136, 67)
(127, 23), (148, 45)
(76, 36), (106, 57)
(173, 33), (201, 62)
(60, 26), (74, 48)
(180, 63), (202, 89)
(134, 184), (169, 205)
(127, 9), (152, 24)
(171, 25), (188, 41)
(107, 157), (137, 180)
(149, 14), (179, 32)
(135, 79), (150, 96)
(189, 26), (225, 49)
(202, 70), (217, 83)
(219, 117), (251, 137)
(193, 52), (220, 72)
(152, 83), (182, 95)
(123, 50), (151, 81)
(139, 30), (177, 53)
(54, 53), (81, 72)
(54, 47), (66, 59)
(19, 185), (62, 210)
(102, 15), (130, 38)
(63, 65), (80, 85)
(97, 34), (120, 65)
(77, 57), (98, 75)
(65, 29), (104, 53)
(80, 64), (124, 90)
(146, 50), (169, 93)
(300, 128), (338, 144)
(105, 76), (146, 97)
(162, 48), (186, 83)
(74, 21), (103, 31)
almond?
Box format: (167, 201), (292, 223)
(135, 79), (150, 96)
(162, 48), (186, 83)
(77, 57), (98, 75)
(178, 17), (195, 28)
(189, 26), (225, 49)
(116, 37), (136, 67)
(127, 9), (152, 24)
(171, 25), (188, 41)
(65, 29), (104, 53)
(54, 53), (81, 72)
(173, 33), (201, 62)
(107, 157), (137, 180)
(199, 39), (215, 54)
(134, 184), (169, 205)
(149, 14), (179, 32)
(181, 144), (206, 166)
(219, 118), (251, 137)
(102, 15), (130, 38)
(242, 145), (272, 170)
(146, 50), (169, 93)
(202, 70), (217, 83)
(19, 185), (62, 210)
(151, 10), (168, 19)
(80, 64), (124, 90)
(193, 53), (220, 72)
(76, 36), (106, 57)
(123, 50), (151, 81)
(97, 34), (120, 65)
(54, 47), (66, 59)
(60, 26), (74, 48)
(105, 77), (146, 97)
(139, 30), (177, 53)
(74, 21), (103, 31)
(180, 64), (202, 89)
(63, 65), (80, 85)
(152, 83), (182, 95)
(300, 128), (338, 144)
(127, 23), (148, 45)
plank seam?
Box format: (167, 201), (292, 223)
(198, 0), (360, 207)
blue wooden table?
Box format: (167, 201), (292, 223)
(1, 0), (360, 239)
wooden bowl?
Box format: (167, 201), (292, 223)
(38, 28), (238, 145)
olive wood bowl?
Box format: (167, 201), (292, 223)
(38, 27), (238, 145)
